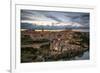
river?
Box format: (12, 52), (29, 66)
(74, 50), (89, 60)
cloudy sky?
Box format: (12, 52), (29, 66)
(21, 9), (89, 29)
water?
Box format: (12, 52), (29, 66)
(74, 50), (89, 60)
(59, 50), (89, 61)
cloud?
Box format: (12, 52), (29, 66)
(21, 10), (89, 29)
